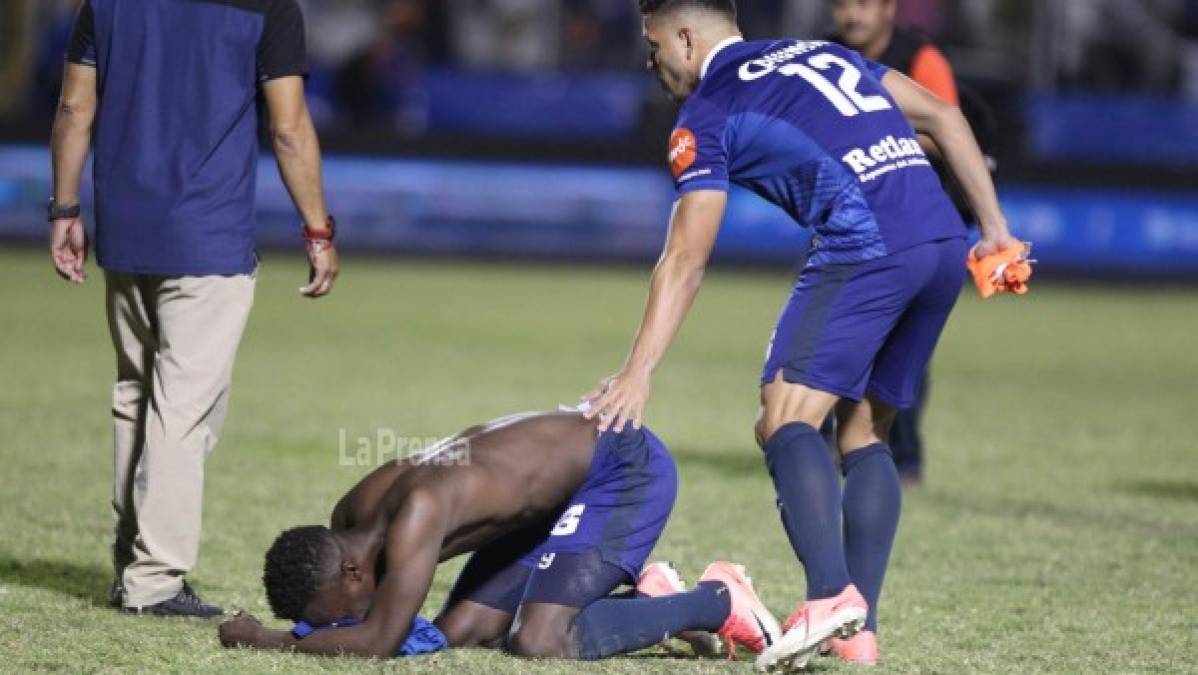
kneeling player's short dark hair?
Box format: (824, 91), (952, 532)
(639, 0), (737, 21)
(262, 525), (338, 622)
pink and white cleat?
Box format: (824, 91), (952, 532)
(637, 561), (687, 597)
(698, 561), (783, 658)
(636, 561), (723, 658)
(755, 584), (868, 672)
(829, 629), (879, 665)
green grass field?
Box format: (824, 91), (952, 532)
(1, 248), (1195, 673)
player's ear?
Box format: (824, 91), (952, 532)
(340, 561), (363, 582)
(677, 27), (693, 61)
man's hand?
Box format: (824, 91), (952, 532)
(582, 365), (653, 433)
(218, 612), (263, 649)
(972, 229), (1021, 259)
(300, 243), (339, 298)
(49, 217), (87, 284)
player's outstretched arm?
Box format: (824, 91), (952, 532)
(881, 70), (1017, 258)
(584, 189), (727, 432)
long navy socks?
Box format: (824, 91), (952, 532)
(574, 581), (730, 659)
(764, 422), (853, 600)
(842, 443), (902, 632)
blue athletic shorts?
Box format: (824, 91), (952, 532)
(445, 426), (677, 611)
(762, 237), (968, 409)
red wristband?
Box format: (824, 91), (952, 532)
(302, 216), (336, 242)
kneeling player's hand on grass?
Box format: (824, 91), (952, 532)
(218, 612), (262, 648)
(582, 367), (652, 434)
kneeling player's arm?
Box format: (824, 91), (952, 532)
(259, 498), (445, 657)
(623, 190), (727, 374)
(881, 70), (1008, 239)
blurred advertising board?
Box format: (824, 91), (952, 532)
(1, 147), (1194, 276)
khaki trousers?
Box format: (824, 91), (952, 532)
(105, 271), (255, 607)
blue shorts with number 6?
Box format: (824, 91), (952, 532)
(519, 426), (677, 577)
(762, 237), (968, 409)
(445, 426), (677, 612)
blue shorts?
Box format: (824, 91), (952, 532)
(762, 237), (968, 409)
(446, 426), (677, 611)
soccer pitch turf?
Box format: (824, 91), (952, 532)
(0, 249), (1194, 673)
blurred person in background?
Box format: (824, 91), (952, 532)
(830, 0), (969, 487)
(448, 0), (561, 71)
(330, 0), (449, 129)
(1184, 0), (1198, 97)
(1044, 0), (1183, 93)
(562, 0), (640, 69)
(49, 0), (338, 616)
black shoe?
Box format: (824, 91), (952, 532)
(122, 581), (224, 618)
(109, 578), (124, 608)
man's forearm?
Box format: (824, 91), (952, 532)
(272, 112), (329, 229)
(50, 103), (94, 204)
(924, 108), (1007, 237)
(624, 253), (706, 374)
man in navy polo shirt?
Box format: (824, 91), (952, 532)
(49, 0), (339, 617)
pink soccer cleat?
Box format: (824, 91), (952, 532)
(637, 561), (687, 597)
(755, 584), (868, 672)
(636, 561), (723, 658)
(699, 561), (782, 658)
(829, 629), (879, 665)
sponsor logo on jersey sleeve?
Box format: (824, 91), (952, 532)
(669, 128), (698, 179)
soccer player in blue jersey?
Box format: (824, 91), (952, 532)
(583, 1), (1019, 670)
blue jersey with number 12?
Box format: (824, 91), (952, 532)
(671, 39), (966, 267)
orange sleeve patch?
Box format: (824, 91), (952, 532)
(668, 128), (698, 179)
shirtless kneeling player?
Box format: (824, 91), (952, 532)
(218, 410), (781, 660)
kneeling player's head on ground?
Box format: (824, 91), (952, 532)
(263, 525), (376, 625)
(638, 0), (739, 100)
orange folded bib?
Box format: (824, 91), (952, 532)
(966, 242), (1033, 299)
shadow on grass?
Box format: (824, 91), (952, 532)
(1115, 479), (1198, 503)
(0, 553), (110, 607)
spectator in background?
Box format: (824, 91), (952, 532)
(1044, 0), (1182, 93)
(333, 0), (449, 130)
(561, 0), (640, 70)
(1183, 0), (1198, 98)
(832, 0), (958, 106)
(447, 0), (561, 71)
(830, 0), (961, 487)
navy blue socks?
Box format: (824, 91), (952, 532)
(764, 422), (852, 600)
(574, 581), (730, 659)
(842, 443), (902, 632)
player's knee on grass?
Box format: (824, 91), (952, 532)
(434, 601), (512, 648)
(507, 603), (580, 658)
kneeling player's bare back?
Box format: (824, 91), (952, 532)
(329, 412), (599, 559)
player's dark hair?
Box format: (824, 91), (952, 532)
(262, 525), (339, 622)
(638, 0), (737, 21)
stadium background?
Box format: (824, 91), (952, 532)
(0, 1), (1195, 672)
